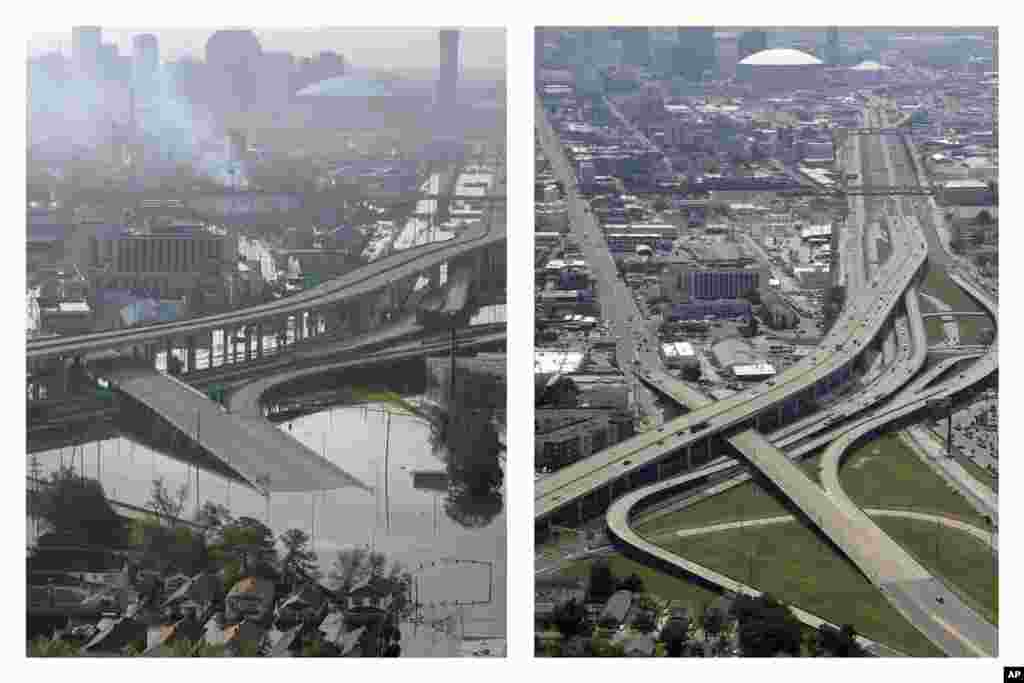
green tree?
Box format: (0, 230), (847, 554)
(816, 623), (866, 657)
(633, 609), (657, 634)
(734, 594), (802, 657)
(661, 619), (689, 656)
(552, 598), (587, 638)
(329, 547), (370, 593)
(587, 560), (617, 604)
(29, 466), (127, 571)
(195, 501), (234, 543)
(278, 528), (321, 586)
(146, 476), (189, 528)
(210, 516), (279, 586)
(701, 607), (725, 642)
(618, 573), (644, 593)
(129, 516), (208, 575)
(681, 365), (702, 382)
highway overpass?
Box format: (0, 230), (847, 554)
(597, 108), (998, 656)
(535, 98), (929, 524)
(27, 199), (505, 370)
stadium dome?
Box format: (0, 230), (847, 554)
(847, 60), (893, 86)
(738, 48), (823, 66)
(736, 48), (824, 92)
(295, 75), (397, 98)
(850, 60), (891, 71)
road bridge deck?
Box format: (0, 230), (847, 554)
(28, 209), (505, 363)
(105, 365), (370, 494)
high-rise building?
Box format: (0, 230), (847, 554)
(675, 27), (716, 81)
(132, 34), (160, 85)
(738, 29), (768, 62)
(205, 29), (263, 113)
(72, 26), (102, 77)
(437, 29), (460, 111)
(826, 27), (841, 66)
(619, 27), (651, 68)
(715, 32), (741, 80)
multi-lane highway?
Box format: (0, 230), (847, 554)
(537, 96), (998, 655)
(535, 98), (928, 521)
(27, 202), (505, 363)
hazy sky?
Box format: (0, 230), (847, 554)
(27, 27), (506, 72)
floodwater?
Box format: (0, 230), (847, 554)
(28, 398), (506, 651)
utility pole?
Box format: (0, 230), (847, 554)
(384, 411), (392, 531)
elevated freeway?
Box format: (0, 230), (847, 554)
(91, 322), (505, 494)
(539, 98), (997, 655)
(536, 98), (929, 523)
(27, 198), (505, 366)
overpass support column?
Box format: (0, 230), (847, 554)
(187, 337), (196, 374)
(256, 323), (264, 358)
(777, 405), (784, 426)
(685, 446), (692, 471)
(165, 338), (174, 370)
(244, 328), (252, 362)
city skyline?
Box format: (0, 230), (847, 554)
(28, 27), (507, 73)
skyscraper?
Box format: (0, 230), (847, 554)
(132, 33), (160, 85)
(826, 27), (841, 66)
(675, 27), (716, 81)
(619, 27), (651, 68)
(437, 29), (460, 112)
(72, 26), (102, 77)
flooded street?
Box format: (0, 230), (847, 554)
(28, 396), (505, 652)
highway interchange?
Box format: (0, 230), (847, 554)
(536, 96), (998, 656)
(27, 200), (505, 364)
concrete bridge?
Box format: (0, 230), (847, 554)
(921, 311), (992, 319)
(27, 200), (505, 402)
(535, 96), (930, 526)
(927, 344), (991, 359)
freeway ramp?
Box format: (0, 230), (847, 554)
(105, 366), (371, 494)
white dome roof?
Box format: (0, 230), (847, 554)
(738, 48), (823, 66)
(850, 60), (892, 71)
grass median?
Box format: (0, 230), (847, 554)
(654, 521), (944, 657)
(839, 433), (985, 526)
(876, 517), (998, 625)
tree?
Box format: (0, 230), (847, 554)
(329, 547), (370, 593)
(146, 476), (189, 528)
(28, 466), (127, 572)
(633, 609), (657, 634)
(195, 501), (234, 542)
(733, 594), (802, 657)
(701, 607), (724, 642)
(742, 288), (762, 305)
(816, 623), (866, 657)
(661, 619), (689, 657)
(210, 516), (279, 586)
(618, 573), (644, 593)
(278, 528), (321, 587)
(129, 517), (208, 575)
(552, 598), (587, 638)
(976, 209), (993, 225)
(587, 560), (617, 604)
(653, 197), (670, 212)
(681, 365), (702, 382)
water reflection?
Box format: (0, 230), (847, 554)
(27, 401), (505, 641)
